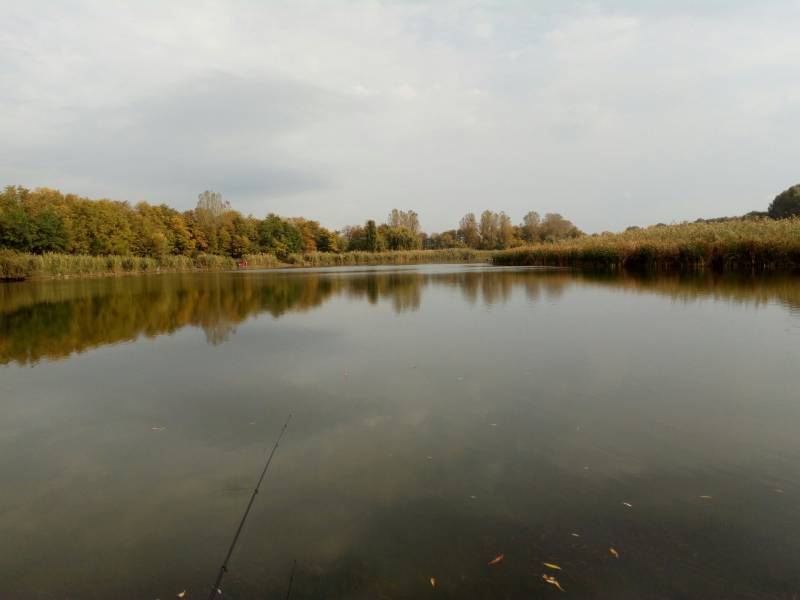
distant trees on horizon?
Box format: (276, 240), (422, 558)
(2, 183), (796, 260)
(0, 186), (583, 259)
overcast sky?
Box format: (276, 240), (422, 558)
(1, 1), (799, 233)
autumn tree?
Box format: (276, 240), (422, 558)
(539, 213), (582, 242)
(387, 209), (421, 235)
(520, 211), (541, 243)
(196, 190), (230, 218)
(479, 210), (500, 249)
(458, 213), (480, 248)
(498, 212), (516, 248)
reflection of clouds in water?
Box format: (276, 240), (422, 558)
(3, 265), (800, 599)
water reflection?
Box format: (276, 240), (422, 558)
(1, 266), (799, 365)
(2, 265), (800, 599)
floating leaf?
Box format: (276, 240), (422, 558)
(542, 574), (565, 592)
(488, 554), (504, 565)
(570, 532), (581, 538)
(699, 495), (712, 500)
(430, 577), (436, 588)
(609, 547), (619, 559)
(542, 562), (562, 571)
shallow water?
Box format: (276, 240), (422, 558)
(1, 265), (799, 599)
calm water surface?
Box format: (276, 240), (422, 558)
(1, 265), (799, 599)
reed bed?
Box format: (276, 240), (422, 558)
(0, 251), (237, 280)
(492, 218), (800, 271)
(283, 248), (494, 267)
(1, 248), (491, 280)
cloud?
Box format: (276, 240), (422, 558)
(6, 73), (347, 202)
(1, 1), (799, 231)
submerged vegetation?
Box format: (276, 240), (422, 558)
(492, 218), (800, 271)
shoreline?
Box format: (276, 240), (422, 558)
(1, 249), (495, 282)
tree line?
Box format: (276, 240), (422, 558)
(0, 186), (582, 259)
(4, 184), (796, 260)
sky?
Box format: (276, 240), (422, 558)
(1, 1), (799, 233)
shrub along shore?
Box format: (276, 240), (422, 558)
(0, 248), (493, 280)
(491, 218), (800, 271)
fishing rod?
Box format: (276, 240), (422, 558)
(208, 413), (292, 600)
(285, 559), (297, 600)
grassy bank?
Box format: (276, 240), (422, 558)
(0, 248), (492, 280)
(492, 218), (800, 271)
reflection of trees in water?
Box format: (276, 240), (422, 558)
(202, 319), (237, 345)
(343, 273), (422, 313)
(433, 270), (568, 306)
(1, 269), (798, 364)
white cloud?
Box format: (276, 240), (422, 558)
(0, 0), (799, 232)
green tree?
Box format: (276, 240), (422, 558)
(316, 229), (340, 252)
(364, 219), (384, 252)
(30, 208), (68, 253)
(257, 214), (303, 259)
(382, 225), (420, 250)
(768, 184), (800, 219)
(0, 186), (33, 251)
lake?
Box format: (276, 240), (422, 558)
(1, 265), (799, 599)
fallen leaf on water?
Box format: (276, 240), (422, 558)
(430, 577), (436, 588)
(151, 426), (166, 431)
(177, 592), (186, 598)
(542, 562), (562, 570)
(609, 547), (619, 559)
(622, 502), (633, 508)
(570, 533), (581, 538)
(699, 495), (713, 499)
(542, 574), (565, 592)
(488, 554), (504, 565)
